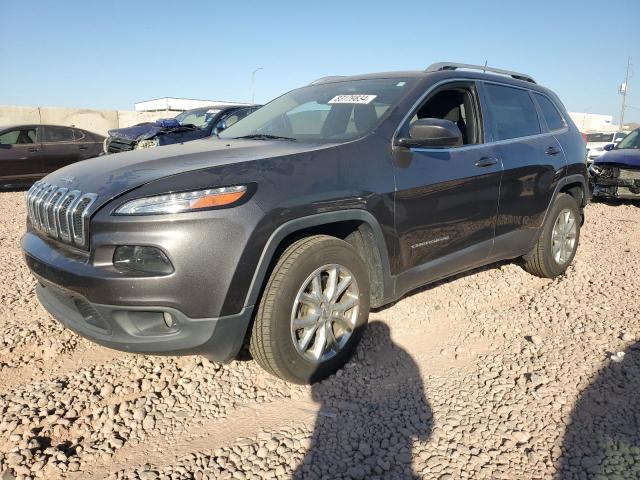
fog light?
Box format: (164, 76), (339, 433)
(113, 246), (174, 275)
(163, 312), (175, 329)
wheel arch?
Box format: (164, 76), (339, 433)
(245, 210), (393, 310)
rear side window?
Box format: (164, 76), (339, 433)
(484, 83), (541, 141)
(73, 129), (86, 141)
(534, 94), (566, 131)
(45, 126), (74, 142)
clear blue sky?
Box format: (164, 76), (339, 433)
(1, 0), (638, 123)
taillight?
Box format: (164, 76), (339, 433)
(581, 132), (588, 143)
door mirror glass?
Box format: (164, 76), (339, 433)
(213, 119), (228, 135)
(604, 143), (615, 151)
(398, 118), (463, 148)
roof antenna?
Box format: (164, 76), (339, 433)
(483, 61), (488, 72)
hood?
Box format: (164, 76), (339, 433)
(41, 138), (334, 211)
(594, 148), (640, 168)
(108, 119), (197, 142)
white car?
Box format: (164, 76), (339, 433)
(586, 132), (627, 163)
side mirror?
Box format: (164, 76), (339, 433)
(604, 143), (615, 151)
(397, 118), (463, 148)
(214, 120), (228, 135)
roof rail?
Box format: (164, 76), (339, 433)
(425, 62), (536, 84)
(308, 75), (346, 86)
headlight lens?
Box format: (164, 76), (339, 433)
(114, 185), (247, 215)
(135, 138), (159, 150)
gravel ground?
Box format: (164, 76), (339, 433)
(0, 190), (639, 480)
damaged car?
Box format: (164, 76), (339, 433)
(590, 128), (640, 201)
(104, 104), (260, 154)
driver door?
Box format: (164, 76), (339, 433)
(393, 81), (502, 287)
(0, 126), (43, 182)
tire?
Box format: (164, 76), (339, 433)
(249, 235), (370, 384)
(523, 193), (581, 278)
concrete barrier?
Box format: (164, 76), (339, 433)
(0, 105), (182, 136)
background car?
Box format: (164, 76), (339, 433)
(0, 124), (105, 188)
(104, 104), (261, 154)
(590, 128), (640, 200)
(586, 131), (628, 163)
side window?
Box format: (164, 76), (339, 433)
(44, 126), (74, 143)
(73, 129), (86, 141)
(534, 93), (566, 131)
(484, 84), (541, 141)
(409, 85), (481, 145)
(0, 128), (37, 145)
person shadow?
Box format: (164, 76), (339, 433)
(293, 321), (433, 480)
(557, 340), (640, 479)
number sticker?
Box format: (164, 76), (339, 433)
(328, 95), (377, 104)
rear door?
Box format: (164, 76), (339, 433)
(73, 129), (100, 160)
(481, 82), (567, 258)
(0, 126), (43, 182)
(393, 81), (502, 289)
(41, 125), (80, 173)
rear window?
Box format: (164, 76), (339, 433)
(484, 83), (541, 141)
(534, 94), (566, 131)
(587, 133), (614, 143)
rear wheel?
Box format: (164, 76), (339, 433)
(249, 235), (370, 384)
(523, 193), (581, 278)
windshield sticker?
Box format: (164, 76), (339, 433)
(396, 81), (406, 86)
(328, 94), (377, 104)
(206, 109), (221, 114)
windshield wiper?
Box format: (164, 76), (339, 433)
(233, 134), (297, 141)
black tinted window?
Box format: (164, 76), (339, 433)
(45, 126), (74, 142)
(484, 84), (540, 140)
(534, 94), (566, 131)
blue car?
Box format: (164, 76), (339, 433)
(104, 104), (260, 154)
(590, 128), (640, 200)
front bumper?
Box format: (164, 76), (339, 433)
(32, 270), (253, 361)
(21, 195), (268, 361)
(591, 172), (640, 200)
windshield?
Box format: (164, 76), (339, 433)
(174, 108), (222, 128)
(587, 133), (614, 143)
(616, 129), (640, 150)
(219, 78), (415, 142)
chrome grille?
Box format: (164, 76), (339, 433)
(26, 182), (97, 249)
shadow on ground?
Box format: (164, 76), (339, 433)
(293, 321), (432, 479)
(557, 341), (640, 479)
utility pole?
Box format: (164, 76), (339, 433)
(251, 67), (264, 104)
(619, 57), (631, 130)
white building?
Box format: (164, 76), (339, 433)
(134, 97), (252, 113)
(568, 112), (617, 133)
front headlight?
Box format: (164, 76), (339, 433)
(103, 138), (110, 154)
(135, 138), (159, 150)
(114, 186), (247, 215)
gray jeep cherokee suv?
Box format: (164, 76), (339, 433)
(22, 63), (588, 384)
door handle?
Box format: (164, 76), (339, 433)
(27, 147), (39, 152)
(79, 146), (88, 151)
(475, 157), (499, 168)
(545, 146), (561, 156)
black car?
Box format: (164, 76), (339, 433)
(104, 105), (260, 154)
(22, 62), (588, 384)
(0, 124), (104, 187)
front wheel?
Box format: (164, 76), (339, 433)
(249, 235), (370, 384)
(522, 193), (581, 278)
